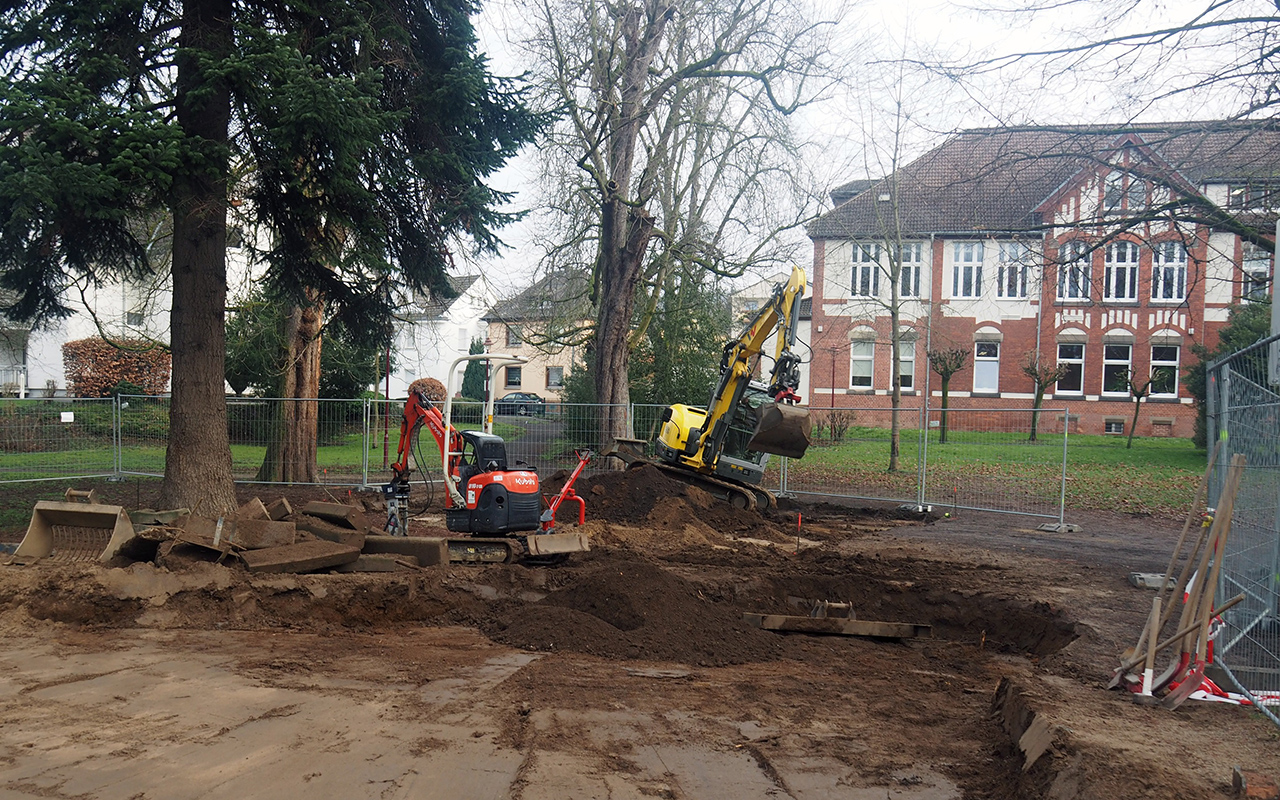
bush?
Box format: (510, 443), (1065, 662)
(62, 338), (171, 397)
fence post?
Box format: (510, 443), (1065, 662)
(113, 395), (122, 479)
(917, 400), (929, 510)
(361, 397), (370, 488)
(1058, 406), (1069, 526)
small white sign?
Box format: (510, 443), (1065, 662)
(60, 411), (74, 423)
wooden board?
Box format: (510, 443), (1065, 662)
(741, 613), (931, 639)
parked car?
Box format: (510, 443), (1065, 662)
(495, 391), (546, 416)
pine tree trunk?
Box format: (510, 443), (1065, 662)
(281, 298), (322, 481)
(159, 0), (236, 512)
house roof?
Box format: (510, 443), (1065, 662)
(484, 270), (593, 324)
(412, 274), (481, 321)
(808, 121), (1280, 240)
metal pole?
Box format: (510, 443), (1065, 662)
(361, 397), (370, 488)
(1059, 405), (1069, 526)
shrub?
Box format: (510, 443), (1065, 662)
(62, 338), (171, 397)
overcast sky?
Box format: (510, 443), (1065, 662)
(465, 0), (1252, 293)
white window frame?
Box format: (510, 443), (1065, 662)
(852, 243), (881, 297)
(1103, 172), (1123, 212)
(897, 339), (915, 390)
(996, 242), (1029, 299)
(506, 326), (523, 347)
(1151, 241), (1187, 302)
(1057, 240), (1092, 301)
(1150, 345), (1179, 397)
(1242, 242), (1271, 302)
(1056, 343), (1084, 394)
(895, 242), (923, 298)
(505, 365), (522, 388)
(973, 341), (1000, 393)
(952, 241), (983, 298)
(1102, 343), (1132, 396)
(1103, 241), (1139, 302)
(849, 339), (874, 389)
(546, 366), (565, 389)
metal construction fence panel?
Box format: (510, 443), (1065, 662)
(2, 395), (1064, 524)
(0, 397), (119, 482)
(1206, 334), (1280, 713)
(119, 395), (372, 487)
(773, 405), (1068, 521)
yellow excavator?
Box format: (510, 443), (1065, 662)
(612, 265), (812, 510)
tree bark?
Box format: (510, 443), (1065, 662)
(281, 297), (323, 481)
(160, 0), (236, 512)
(594, 197), (655, 442)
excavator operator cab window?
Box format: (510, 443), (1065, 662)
(457, 431), (508, 482)
(722, 385), (768, 464)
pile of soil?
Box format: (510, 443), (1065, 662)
(570, 465), (795, 543)
(466, 555), (785, 666)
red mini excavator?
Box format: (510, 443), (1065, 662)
(383, 363), (590, 564)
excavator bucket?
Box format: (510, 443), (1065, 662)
(747, 403), (812, 459)
(12, 501), (137, 563)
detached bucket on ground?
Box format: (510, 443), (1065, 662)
(747, 403), (812, 459)
(13, 501), (137, 563)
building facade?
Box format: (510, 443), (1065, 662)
(806, 123), (1279, 437)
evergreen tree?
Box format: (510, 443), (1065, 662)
(0, 1), (541, 508)
(461, 338), (487, 399)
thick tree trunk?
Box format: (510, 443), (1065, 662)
(256, 297), (323, 483)
(160, 0), (236, 512)
(593, 197), (655, 444)
(281, 298), (323, 481)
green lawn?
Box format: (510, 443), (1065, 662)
(0, 422), (1207, 517)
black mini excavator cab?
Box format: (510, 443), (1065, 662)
(456, 430), (509, 483)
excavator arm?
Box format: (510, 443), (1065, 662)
(688, 265), (811, 465)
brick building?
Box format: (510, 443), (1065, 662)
(806, 122), (1279, 437)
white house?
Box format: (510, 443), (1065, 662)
(387, 274), (497, 399)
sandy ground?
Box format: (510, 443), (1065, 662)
(1, 469), (1278, 800)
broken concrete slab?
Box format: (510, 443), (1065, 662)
(299, 501), (363, 530)
(334, 554), (419, 573)
(238, 540), (361, 574)
(296, 515), (366, 550)
(237, 497), (270, 520)
(362, 535), (449, 567)
(265, 497), (293, 521)
(175, 516), (235, 555)
(234, 519), (297, 550)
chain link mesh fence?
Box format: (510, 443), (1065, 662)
(1206, 333), (1280, 711)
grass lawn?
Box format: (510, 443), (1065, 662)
(0, 423), (1208, 518)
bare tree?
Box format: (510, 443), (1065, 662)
(522, 0), (837, 442)
(1021, 353), (1070, 443)
(927, 347), (969, 444)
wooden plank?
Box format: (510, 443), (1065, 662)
(239, 540), (360, 573)
(297, 515), (366, 550)
(741, 613), (930, 639)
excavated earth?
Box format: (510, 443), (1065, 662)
(0, 466), (1277, 799)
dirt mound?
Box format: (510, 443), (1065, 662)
(572, 465), (792, 542)
(477, 556), (784, 666)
